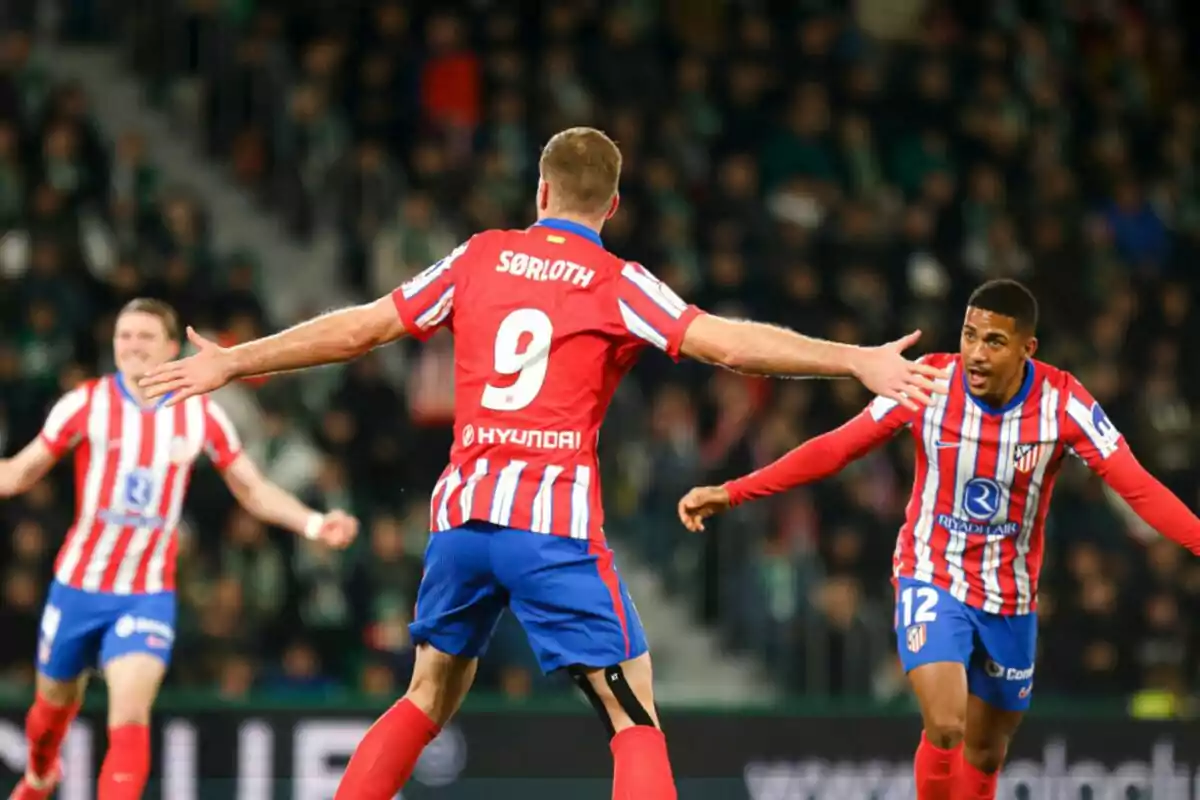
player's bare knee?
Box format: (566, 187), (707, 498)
(405, 644), (477, 726)
(35, 674), (87, 707)
(923, 711), (967, 750)
(570, 654), (660, 736)
(963, 742), (1006, 774)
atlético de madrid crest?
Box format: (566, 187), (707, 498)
(1013, 442), (1044, 473)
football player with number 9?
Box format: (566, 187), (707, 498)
(0, 299), (358, 800)
(679, 280), (1200, 799)
(137, 126), (948, 800)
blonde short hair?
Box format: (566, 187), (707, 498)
(539, 127), (622, 215)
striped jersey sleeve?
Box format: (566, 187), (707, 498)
(390, 239), (471, 341)
(203, 398), (243, 470)
(1061, 374), (1126, 467)
(38, 384), (91, 457)
(614, 262), (702, 359)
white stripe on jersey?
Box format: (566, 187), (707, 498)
(621, 263), (688, 318)
(868, 395), (900, 422)
(909, 363), (956, 583)
(617, 299), (669, 350)
(436, 469), (462, 531)
(1013, 380), (1059, 614)
(417, 287), (455, 330)
(981, 404), (1024, 613)
(82, 400), (143, 590)
(402, 243), (466, 299)
(569, 465), (591, 540)
(1065, 394), (1119, 458)
(530, 465), (563, 534)
(43, 387), (88, 442)
(489, 460), (527, 527)
(945, 399), (982, 602)
(206, 399), (242, 454)
(146, 396), (204, 593)
(459, 460), (488, 523)
(56, 381), (112, 583)
(113, 408), (175, 592)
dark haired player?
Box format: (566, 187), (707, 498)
(679, 279), (1200, 799)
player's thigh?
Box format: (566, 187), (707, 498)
(964, 695), (1024, 773)
(966, 608), (1038, 715)
(98, 591), (176, 725)
(409, 524), (508, 661)
(36, 582), (106, 688)
(894, 578), (974, 743)
(496, 529), (648, 676)
(406, 643), (480, 726)
(103, 654), (168, 726)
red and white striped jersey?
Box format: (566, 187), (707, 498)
(390, 219), (702, 542)
(875, 354), (1127, 615)
(39, 374), (243, 594)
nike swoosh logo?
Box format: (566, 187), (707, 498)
(934, 441), (960, 449)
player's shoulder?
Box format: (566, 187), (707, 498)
(60, 377), (103, 406)
(919, 352), (959, 370)
(1030, 359), (1082, 393)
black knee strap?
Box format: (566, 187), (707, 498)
(568, 664), (656, 737)
(569, 666), (616, 738)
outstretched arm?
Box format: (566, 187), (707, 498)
(220, 455), (358, 548)
(142, 240), (472, 404)
(678, 396), (911, 530)
(1063, 381), (1200, 554)
(0, 439), (58, 497)
(612, 262), (947, 412)
(1088, 448), (1200, 554)
(681, 315), (947, 412)
(1, 385), (89, 496)
(228, 299), (403, 378)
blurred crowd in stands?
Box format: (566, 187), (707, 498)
(3, 0), (1200, 709)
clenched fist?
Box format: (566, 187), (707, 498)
(677, 485), (733, 532)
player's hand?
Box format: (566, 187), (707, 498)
(139, 327), (236, 406)
(852, 331), (950, 412)
(317, 509), (358, 549)
(678, 485), (732, 532)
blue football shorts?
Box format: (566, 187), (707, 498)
(409, 521), (648, 674)
(894, 576), (1037, 711)
(37, 580), (177, 681)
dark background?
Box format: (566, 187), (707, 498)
(2, 0), (1200, 713)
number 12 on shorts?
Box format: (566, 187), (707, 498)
(900, 586), (939, 627)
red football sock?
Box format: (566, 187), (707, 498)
(25, 694), (81, 781)
(914, 732), (962, 800)
(334, 698), (441, 800)
(610, 725), (677, 800)
(960, 757), (1000, 799)
(97, 724), (151, 800)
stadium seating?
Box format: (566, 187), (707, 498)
(3, 1), (1200, 706)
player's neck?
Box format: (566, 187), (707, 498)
(116, 372), (156, 408)
(982, 362), (1029, 409)
(538, 210), (604, 235)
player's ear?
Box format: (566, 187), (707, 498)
(605, 192), (620, 220)
(537, 179), (550, 211)
(1024, 336), (1038, 359)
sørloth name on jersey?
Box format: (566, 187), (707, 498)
(496, 250), (596, 287)
(389, 223), (702, 542)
